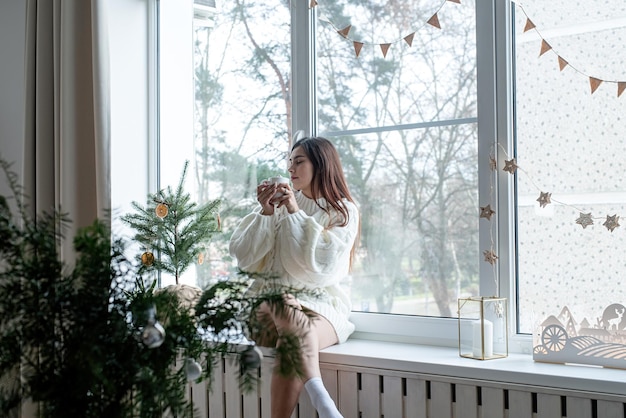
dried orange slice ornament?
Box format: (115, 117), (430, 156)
(155, 203), (169, 219)
(141, 251), (155, 266)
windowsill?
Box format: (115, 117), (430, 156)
(319, 339), (626, 398)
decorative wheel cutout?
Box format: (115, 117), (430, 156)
(542, 325), (567, 352)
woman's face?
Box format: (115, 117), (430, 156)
(288, 146), (314, 198)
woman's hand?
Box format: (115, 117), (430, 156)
(271, 184), (299, 214)
(257, 181), (277, 215)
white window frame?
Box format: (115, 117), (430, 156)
(149, 0), (530, 352)
(289, 0), (528, 351)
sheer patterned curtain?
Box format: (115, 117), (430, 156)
(23, 0), (110, 261)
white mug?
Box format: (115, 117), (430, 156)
(268, 176), (290, 198)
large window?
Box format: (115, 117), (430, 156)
(155, 0), (626, 348)
(159, 0), (481, 326)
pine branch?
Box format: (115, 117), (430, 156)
(121, 161), (221, 284)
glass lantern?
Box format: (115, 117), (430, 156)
(458, 296), (508, 360)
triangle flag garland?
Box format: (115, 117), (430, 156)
(317, 0), (458, 57)
(518, 4), (626, 97)
(316, 0), (626, 96)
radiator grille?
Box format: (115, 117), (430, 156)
(190, 356), (626, 418)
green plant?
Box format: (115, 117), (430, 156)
(121, 161), (221, 284)
(0, 158), (308, 417)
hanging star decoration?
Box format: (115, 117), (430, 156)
(536, 191), (552, 208)
(480, 204), (496, 221)
(603, 214), (620, 232)
(483, 249), (498, 265)
(575, 212), (593, 229)
(503, 158), (518, 174)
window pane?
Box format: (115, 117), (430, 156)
(161, 0), (292, 287)
(193, 0), (292, 289)
(514, 1), (626, 333)
(316, 0), (476, 131)
(316, 0), (478, 317)
(333, 126), (479, 317)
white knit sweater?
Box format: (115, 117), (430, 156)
(229, 191), (359, 343)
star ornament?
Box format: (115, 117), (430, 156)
(503, 158), (518, 174)
(483, 249), (498, 265)
(480, 204), (496, 220)
(575, 212), (593, 229)
(603, 214), (620, 232)
(537, 191), (552, 208)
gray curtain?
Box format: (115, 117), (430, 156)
(23, 0), (110, 261)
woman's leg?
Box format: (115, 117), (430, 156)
(265, 295), (339, 418)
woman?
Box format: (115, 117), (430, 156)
(229, 136), (359, 418)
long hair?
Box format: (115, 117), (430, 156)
(291, 136), (360, 266)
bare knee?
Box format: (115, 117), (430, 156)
(250, 301), (279, 347)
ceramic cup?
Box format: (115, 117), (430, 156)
(269, 176), (290, 198)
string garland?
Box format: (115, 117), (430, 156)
(311, 0), (460, 58)
(481, 143), (623, 273)
(313, 0), (626, 96)
(517, 3), (626, 97)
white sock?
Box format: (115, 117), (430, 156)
(304, 377), (343, 418)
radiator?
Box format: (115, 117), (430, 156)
(188, 355), (626, 418)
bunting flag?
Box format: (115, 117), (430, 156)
(337, 25), (351, 38)
(523, 18), (535, 32)
(448, 0), (461, 3)
(557, 56), (568, 71)
(427, 14), (441, 29)
(380, 43), (391, 58)
(618, 82), (626, 98)
(354, 42), (364, 57)
(403, 33), (415, 47)
(589, 77), (603, 94)
(539, 40), (551, 56)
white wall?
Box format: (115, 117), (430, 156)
(0, 0), (26, 198)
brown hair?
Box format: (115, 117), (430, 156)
(291, 137), (360, 266)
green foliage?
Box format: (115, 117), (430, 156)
(121, 161), (221, 283)
(0, 158), (310, 417)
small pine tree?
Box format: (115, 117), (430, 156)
(122, 161), (221, 284)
